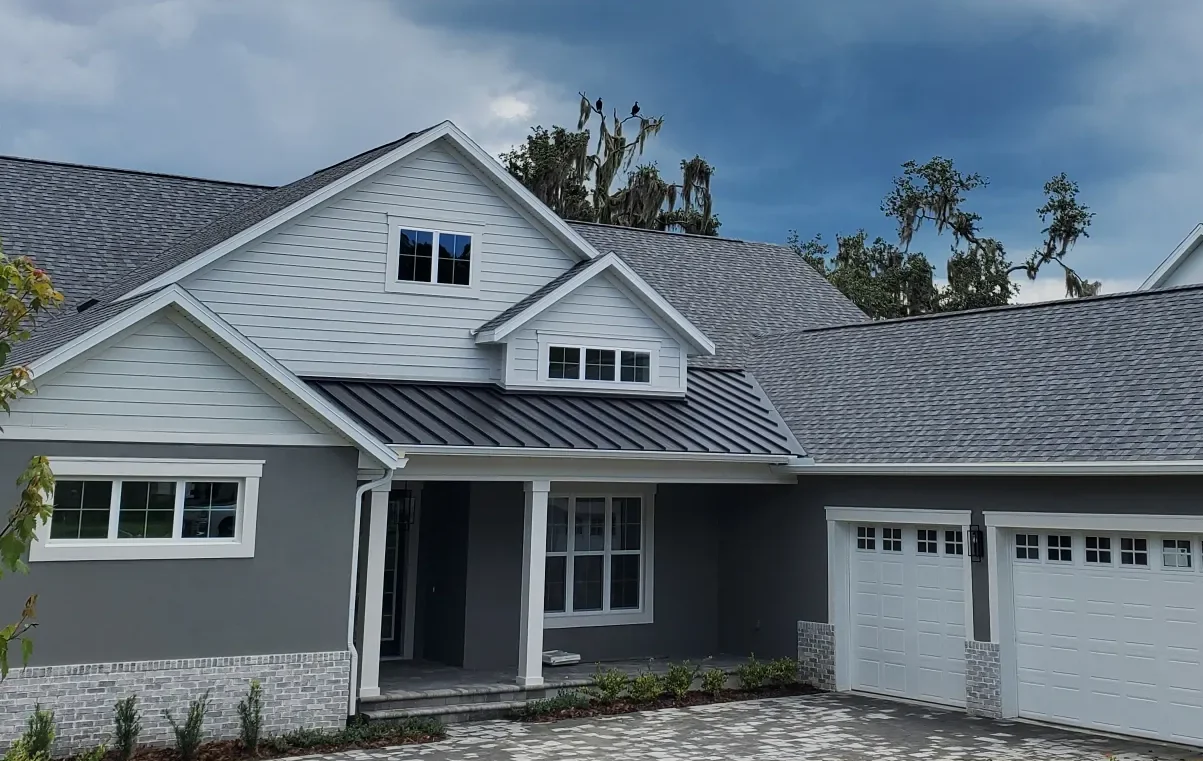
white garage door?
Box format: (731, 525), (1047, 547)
(1011, 530), (1203, 745)
(850, 523), (968, 706)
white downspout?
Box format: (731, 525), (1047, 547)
(347, 469), (394, 716)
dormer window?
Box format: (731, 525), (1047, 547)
(385, 216), (481, 296)
(546, 344), (651, 385)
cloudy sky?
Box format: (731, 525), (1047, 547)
(2, 0), (1199, 302)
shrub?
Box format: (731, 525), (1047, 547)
(76, 746), (106, 761)
(735, 655), (772, 691)
(4, 706), (55, 761)
(238, 679), (264, 755)
(627, 671), (664, 703)
(767, 657), (799, 686)
(663, 661), (700, 700)
(279, 727), (335, 749)
(164, 690), (210, 761)
(518, 690), (591, 718)
(585, 666), (628, 704)
(700, 667), (727, 697)
(262, 735), (291, 754)
(113, 696), (141, 761)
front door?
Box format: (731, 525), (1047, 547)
(379, 486), (417, 658)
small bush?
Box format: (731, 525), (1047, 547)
(700, 668), (727, 697)
(663, 661), (700, 700)
(585, 666), (628, 704)
(75, 746), (106, 761)
(238, 679), (264, 755)
(627, 671), (664, 703)
(735, 655), (772, 691)
(113, 696), (141, 761)
(164, 690), (210, 761)
(767, 657), (799, 686)
(518, 690), (591, 718)
(262, 735), (290, 754)
(4, 706), (56, 761)
(279, 727), (335, 749)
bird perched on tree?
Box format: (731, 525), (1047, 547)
(594, 98), (603, 113)
(631, 101), (640, 117)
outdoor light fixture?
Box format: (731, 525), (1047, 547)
(969, 525), (985, 562)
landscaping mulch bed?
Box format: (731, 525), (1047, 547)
(516, 684), (820, 723)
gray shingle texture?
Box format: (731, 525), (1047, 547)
(570, 222), (867, 367)
(476, 258), (594, 334)
(752, 285), (1203, 463)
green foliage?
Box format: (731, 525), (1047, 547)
(735, 656), (772, 691)
(5, 706), (55, 761)
(516, 690), (591, 718)
(164, 690), (209, 761)
(584, 666), (628, 704)
(627, 671), (664, 703)
(700, 668), (728, 697)
(794, 157), (1097, 317)
(501, 95), (720, 235)
(767, 658), (799, 686)
(238, 679), (263, 755)
(663, 661), (701, 700)
(278, 727), (332, 749)
(113, 695), (141, 761)
(75, 746), (106, 761)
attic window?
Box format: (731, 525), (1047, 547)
(385, 218), (480, 295)
(547, 345), (651, 385)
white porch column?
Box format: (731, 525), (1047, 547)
(517, 480), (550, 687)
(359, 483), (391, 699)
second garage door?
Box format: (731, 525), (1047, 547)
(850, 523), (968, 706)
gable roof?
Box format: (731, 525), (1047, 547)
(753, 284), (1203, 464)
(570, 222), (867, 367)
(474, 251), (716, 355)
(23, 285), (399, 468)
(1141, 222), (1203, 289)
(0, 155), (269, 307)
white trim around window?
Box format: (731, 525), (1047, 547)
(30, 458), (263, 562)
(534, 333), (663, 393)
(384, 215), (483, 297)
(543, 484), (655, 629)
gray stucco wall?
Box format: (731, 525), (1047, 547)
(460, 482), (721, 670)
(0, 441), (360, 665)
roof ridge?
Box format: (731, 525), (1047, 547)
(0, 154), (275, 190)
(569, 219), (789, 249)
(760, 281), (1203, 340)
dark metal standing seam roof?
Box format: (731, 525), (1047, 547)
(307, 369), (805, 457)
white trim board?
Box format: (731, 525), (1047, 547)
(983, 511), (1203, 533)
(22, 286), (400, 468)
(119, 122), (605, 301)
(825, 506), (971, 526)
(384, 454), (796, 484)
(1141, 222), (1203, 289)
(788, 460), (1203, 475)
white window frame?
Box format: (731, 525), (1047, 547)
(31, 458), (262, 562)
(543, 485), (654, 629)
(535, 333), (662, 392)
(384, 215), (483, 297)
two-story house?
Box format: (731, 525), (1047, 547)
(3, 121), (1203, 749)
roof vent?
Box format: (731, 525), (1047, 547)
(76, 298), (99, 313)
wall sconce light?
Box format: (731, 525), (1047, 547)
(969, 525), (985, 562)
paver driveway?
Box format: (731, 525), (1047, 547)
(322, 693), (1201, 760)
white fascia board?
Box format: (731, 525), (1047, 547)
(825, 505), (971, 526)
(984, 511), (1203, 533)
(1141, 222), (1203, 290)
(785, 460), (1203, 475)
(118, 121), (605, 301)
(29, 286), (400, 469)
(475, 251), (716, 356)
(394, 444), (794, 464)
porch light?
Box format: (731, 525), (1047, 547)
(969, 525), (985, 562)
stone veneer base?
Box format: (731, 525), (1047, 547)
(0, 651), (351, 753)
(797, 620), (836, 691)
(965, 640), (1002, 718)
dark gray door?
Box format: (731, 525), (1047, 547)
(415, 482), (469, 666)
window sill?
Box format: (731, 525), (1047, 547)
(383, 279), (479, 299)
(29, 539), (254, 562)
(543, 609), (653, 629)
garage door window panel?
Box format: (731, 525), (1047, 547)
(1046, 534), (1072, 563)
(1085, 536), (1112, 565)
(1162, 539), (1192, 570)
(882, 527), (902, 552)
(917, 529), (938, 554)
(856, 526), (876, 551)
(1121, 536), (1149, 567)
(945, 529), (964, 556)
(1015, 533), (1040, 561)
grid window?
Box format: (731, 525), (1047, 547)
(396, 229), (434, 283)
(917, 529), (938, 554)
(435, 232), (472, 286)
(1120, 537), (1148, 566)
(882, 527), (902, 552)
(548, 346), (581, 379)
(620, 351), (651, 383)
(46, 479), (242, 543)
(945, 529), (964, 556)
(49, 481), (113, 540)
(117, 481), (176, 539)
(1047, 534), (1072, 562)
(856, 526), (876, 550)
(1015, 533), (1039, 560)
(181, 482), (238, 538)
(584, 349), (616, 381)
(1162, 539), (1193, 569)
(544, 495), (646, 616)
(1085, 536), (1112, 564)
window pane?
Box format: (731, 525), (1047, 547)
(50, 481), (111, 540)
(585, 349), (616, 381)
(610, 554), (640, 610)
(118, 481), (176, 539)
(620, 351), (651, 383)
(436, 233), (471, 286)
(546, 497), (569, 552)
(572, 555), (603, 611)
(548, 346), (580, 379)
(544, 556), (567, 612)
(611, 497), (641, 551)
(574, 498), (606, 552)
(181, 481), (239, 539)
(397, 229), (433, 282)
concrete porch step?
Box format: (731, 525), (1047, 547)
(361, 678), (592, 712)
(362, 698), (534, 724)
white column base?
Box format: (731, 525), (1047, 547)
(516, 675), (545, 688)
(517, 480), (550, 688)
(358, 686), (381, 699)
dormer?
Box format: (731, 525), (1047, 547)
(474, 252), (715, 396)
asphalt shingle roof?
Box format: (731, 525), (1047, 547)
(476, 258), (594, 335)
(570, 222), (867, 367)
(752, 285), (1203, 463)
